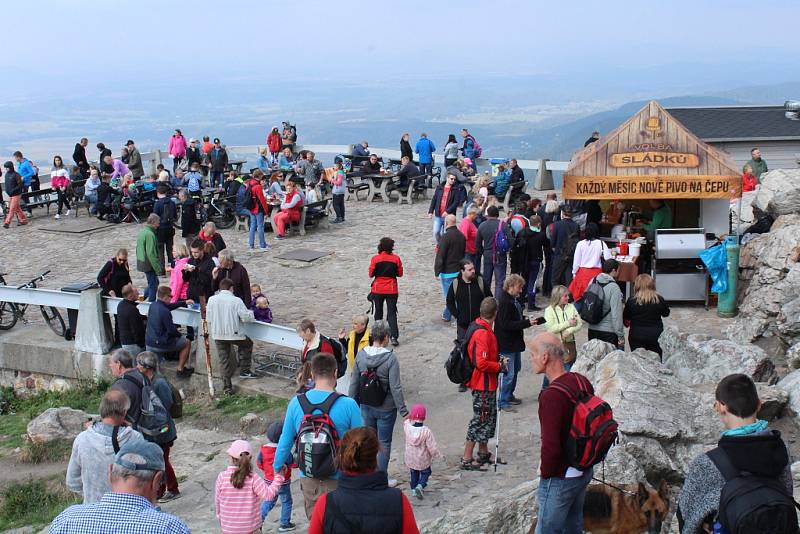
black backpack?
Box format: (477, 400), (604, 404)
(444, 322), (486, 385)
(242, 184), (255, 210)
(580, 279), (611, 325)
(563, 225), (581, 260)
(708, 446), (800, 534)
(294, 392), (342, 479)
(320, 335), (347, 379)
(159, 199), (176, 226)
(122, 373), (173, 445)
(358, 366), (387, 407)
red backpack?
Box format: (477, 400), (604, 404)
(549, 375), (618, 470)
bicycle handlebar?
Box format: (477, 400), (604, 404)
(16, 270), (52, 290)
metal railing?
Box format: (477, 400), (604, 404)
(0, 285), (303, 350)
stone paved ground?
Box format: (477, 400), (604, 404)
(0, 194), (735, 532)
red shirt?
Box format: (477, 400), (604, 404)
(537, 372), (593, 479)
(458, 217), (478, 254)
(465, 318), (501, 391)
(246, 179), (269, 214)
(439, 185), (451, 217)
(308, 491), (420, 534)
(742, 172), (757, 192)
(368, 252), (403, 295)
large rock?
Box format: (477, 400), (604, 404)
(777, 369), (800, 417)
(752, 169), (800, 218)
(26, 407), (90, 444)
(728, 214), (800, 348)
(659, 327), (765, 386)
(792, 461), (800, 503)
(756, 384), (789, 420)
(570, 339), (616, 377)
(731, 189), (758, 234)
(421, 478), (538, 534)
(575, 348), (720, 479)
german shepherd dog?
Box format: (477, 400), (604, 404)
(582, 480), (670, 534)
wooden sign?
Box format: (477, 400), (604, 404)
(609, 151), (699, 169)
(563, 174), (742, 200)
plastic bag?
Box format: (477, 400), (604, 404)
(699, 244), (727, 294)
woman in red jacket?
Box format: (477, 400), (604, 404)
(368, 237), (404, 346)
(245, 170), (271, 251)
(267, 127), (282, 160)
(461, 297), (508, 470)
(742, 163), (758, 193)
(274, 180), (303, 239)
(309, 427), (419, 534)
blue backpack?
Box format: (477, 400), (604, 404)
(493, 221), (511, 262)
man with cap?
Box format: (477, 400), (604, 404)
(257, 419), (296, 531)
(136, 351), (181, 503)
(50, 440), (190, 533)
(209, 137), (229, 189)
(125, 140), (145, 180)
(186, 138), (203, 169)
(3, 161), (27, 228)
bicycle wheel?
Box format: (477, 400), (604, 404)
(0, 302), (18, 330)
(213, 203), (236, 229)
(41, 306), (66, 337)
(173, 203), (183, 230)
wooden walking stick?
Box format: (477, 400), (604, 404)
(200, 295), (215, 397)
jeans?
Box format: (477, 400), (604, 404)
(260, 481), (293, 525)
(440, 276), (455, 321)
(85, 192), (98, 214)
(248, 211), (267, 249)
(526, 261), (541, 307)
(482, 261), (507, 297)
(215, 338), (254, 391)
(143, 271), (159, 302)
(157, 226), (175, 269)
(332, 193), (345, 220)
(432, 215), (444, 243)
(419, 162), (433, 176)
(210, 170), (224, 188)
(410, 467), (432, 489)
(361, 405), (398, 473)
(535, 468), (593, 534)
(372, 293), (399, 339)
(499, 352), (521, 407)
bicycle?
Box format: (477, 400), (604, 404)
(0, 270), (67, 337)
(174, 189), (236, 230)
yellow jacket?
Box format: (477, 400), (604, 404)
(544, 303), (582, 343)
(345, 327), (371, 370)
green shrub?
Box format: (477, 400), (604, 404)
(0, 479), (79, 530)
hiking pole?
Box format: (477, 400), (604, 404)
(495, 364), (506, 473)
(200, 295), (215, 397)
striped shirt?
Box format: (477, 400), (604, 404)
(215, 466), (284, 534)
(48, 492), (189, 534)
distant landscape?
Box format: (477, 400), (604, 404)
(2, 74), (799, 167)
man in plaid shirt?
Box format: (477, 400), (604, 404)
(50, 441), (189, 534)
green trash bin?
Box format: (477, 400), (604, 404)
(717, 236), (740, 318)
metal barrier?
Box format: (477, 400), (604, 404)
(0, 286), (303, 351)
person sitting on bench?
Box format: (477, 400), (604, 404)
(396, 156), (420, 190)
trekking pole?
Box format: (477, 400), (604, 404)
(200, 295), (215, 397)
(495, 366), (505, 473)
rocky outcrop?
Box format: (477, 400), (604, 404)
(752, 169), (800, 219)
(727, 214), (800, 349)
(26, 407), (91, 444)
(731, 189), (758, 234)
(756, 384), (789, 420)
(777, 369), (800, 417)
(659, 327), (765, 386)
(421, 478), (538, 534)
(574, 349), (720, 480)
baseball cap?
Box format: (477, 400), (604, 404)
(227, 439), (252, 458)
(189, 138), (198, 143)
(126, 140), (135, 146)
(410, 404), (427, 421)
(3, 161), (13, 170)
(114, 440), (165, 471)
(266, 420), (283, 444)
(213, 137), (221, 144)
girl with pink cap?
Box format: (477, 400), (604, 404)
(215, 439), (287, 534)
(403, 404), (443, 500)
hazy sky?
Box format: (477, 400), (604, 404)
(4, 0), (798, 97)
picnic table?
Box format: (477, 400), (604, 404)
(228, 160), (247, 174)
(363, 173), (399, 203)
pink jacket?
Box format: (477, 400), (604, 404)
(215, 466), (284, 534)
(50, 169), (71, 190)
(170, 257), (190, 302)
(169, 135), (187, 158)
(404, 420), (442, 471)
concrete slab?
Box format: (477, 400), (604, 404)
(274, 248), (332, 262)
(37, 219), (114, 235)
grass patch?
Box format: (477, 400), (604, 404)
(212, 393), (288, 417)
(0, 478), (80, 530)
(0, 381), (108, 451)
(19, 439), (73, 464)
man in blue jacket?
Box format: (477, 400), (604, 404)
(415, 133), (436, 176)
(145, 286), (194, 378)
(13, 151), (35, 191)
(273, 352), (363, 519)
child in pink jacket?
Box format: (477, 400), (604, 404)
(403, 403), (442, 500)
(215, 439), (285, 534)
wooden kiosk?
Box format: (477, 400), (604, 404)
(562, 100), (742, 301)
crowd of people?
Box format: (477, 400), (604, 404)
(2, 124), (786, 533)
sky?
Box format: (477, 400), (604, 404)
(3, 0), (799, 97)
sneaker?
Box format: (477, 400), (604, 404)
(54, 214), (61, 220)
(158, 490), (181, 503)
(239, 370), (258, 379)
(388, 479), (398, 488)
(509, 396), (522, 405)
(176, 367), (194, 379)
(441, 312), (451, 322)
(277, 523), (296, 533)
(391, 337), (399, 347)
(411, 487), (419, 499)
(499, 405), (517, 413)
(259, 244), (272, 252)
(414, 484), (424, 500)
(3, 224), (8, 229)
(65, 209), (71, 217)
(275, 235), (285, 240)
(458, 384), (468, 392)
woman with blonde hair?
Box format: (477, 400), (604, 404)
(170, 244), (191, 303)
(472, 175), (490, 201)
(623, 273), (670, 359)
(543, 285), (582, 370)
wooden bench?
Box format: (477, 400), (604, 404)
(395, 175), (430, 205)
(500, 180), (528, 212)
(21, 188), (57, 215)
(291, 198), (331, 236)
(345, 172), (370, 201)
